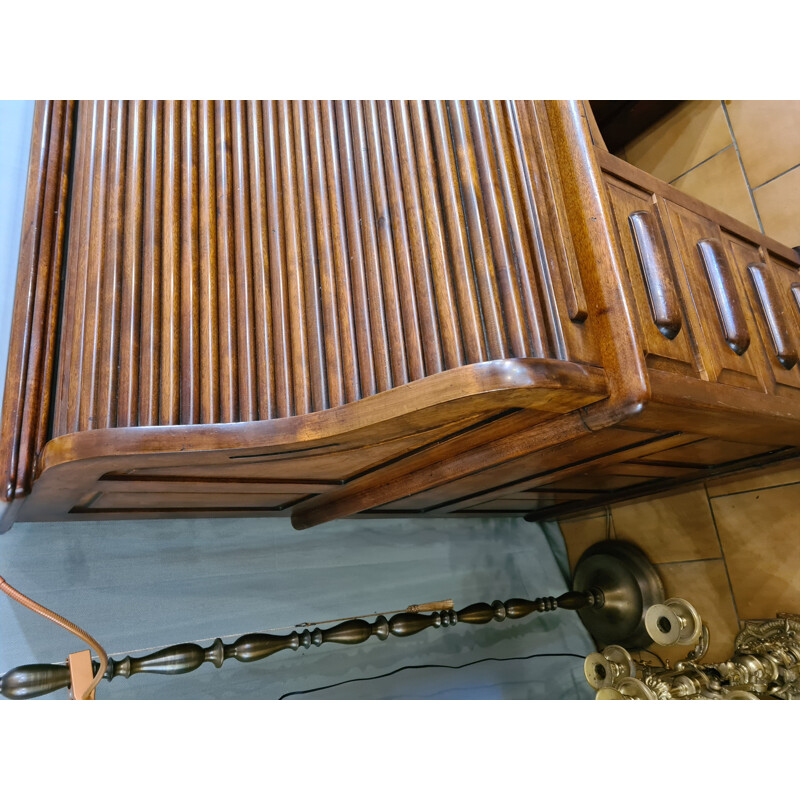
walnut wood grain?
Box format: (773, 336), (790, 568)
(747, 263), (798, 370)
(697, 238), (751, 356)
(2, 100), (800, 532)
(629, 210), (682, 340)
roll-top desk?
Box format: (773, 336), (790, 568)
(1, 100), (798, 533)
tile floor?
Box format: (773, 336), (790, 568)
(618, 100), (800, 248)
(558, 457), (800, 664)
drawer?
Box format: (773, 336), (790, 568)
(604, 176), (702, 378)
(659, 199), (768, 392)
(724, 236), (800, 397)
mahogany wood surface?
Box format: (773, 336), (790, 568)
(1, 100), (798, 532)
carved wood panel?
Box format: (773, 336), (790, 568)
(660, 199), (767, 392)
(603, 176), (701, 377)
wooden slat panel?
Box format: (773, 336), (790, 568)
(262, 100), (293, 418)
(79, 100), (110, 432)
(468, 99), (529, 357)
(428, 100), (486, 364)
(488, 100), (549, 359)
(307, 100), (345, 408)
(3, 101), (72, 498)
(321, 101), (361, 404)
(361, 100), (410, 386)
(50, 97), (602, 434)
(449, 100), (508, 360)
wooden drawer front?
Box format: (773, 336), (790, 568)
(725, 237), (800, 396)
(661, 199), (767, 392)
(604, 176), (701, 377)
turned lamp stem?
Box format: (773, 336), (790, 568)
(0, 590), (602, 700)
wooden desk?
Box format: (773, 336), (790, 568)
(2, 100), (798, 532)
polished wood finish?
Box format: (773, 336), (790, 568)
(1, 101), (799, 532)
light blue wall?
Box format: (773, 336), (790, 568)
(0, 101), (594, 700)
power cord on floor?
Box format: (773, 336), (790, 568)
(278, 651), (586, 699)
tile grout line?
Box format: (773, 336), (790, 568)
(655, 556), (727, 566)
(720, 100), (765, 234)
(751, 162), (800, 191)
(707, 478), (800, 499)
(704, 483), (743, 631)
(668, 143), (733, 185)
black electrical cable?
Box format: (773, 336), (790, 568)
(278, 651), (586, 699)
(637, 648), (666, 667)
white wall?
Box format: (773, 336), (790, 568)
(0, 101), (594, 700)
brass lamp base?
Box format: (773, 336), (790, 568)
(571, 541), (665, 650)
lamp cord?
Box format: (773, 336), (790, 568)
(0, 574), (108, 699)
(279, 651), (586, 699)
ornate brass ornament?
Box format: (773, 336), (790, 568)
(586, 608), (800, 700)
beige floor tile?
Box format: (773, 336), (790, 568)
(624, 101), (732, 183)
(706, 457), (800, 497)
(711, 483), (800, 619)
(610, 486), (721, 563)
(672, 147), (760, 230)
(648, 559), (741, 664)
(753, 166), (800, 248)
(726, 100), (800, 188)
(558, 512), (612, 571)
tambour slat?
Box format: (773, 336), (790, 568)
(427, 101), (486, 364)
(307, 100), (345, 408)
(54, 101), (86, 437)
(278, 100), (311, 416)
(392, 100), (446, 375)
(139, 100), (163, 427)
(66, 102), (97, 433)
(376, 101), (426, 381)
(488, 101), (549, 359)
(246, 100), (275, 421)
(180, 100), (200, 425)
(198, 100), (220, 424)
(321, 101), (361, 404)
(469, 100), (529, 358)
(362, 100), (409, 387)
(335, 101), (382, 396)
(96, 100), (126, 430)
(78, 100), (110, 432)
(215, 100), (239, 423)
(33, 102), (73, 458)
(117, 101), (145, 428)
(508, 100), (564, 358)
(159, 100), (180, 427)
(262, 100), (293, 418)
(17, 102), (71, 492)
(408, 101), (464, 370)
(448, 100), (509, 361)
(231, 101), (258, 421)
(292, 101), (328, 412)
